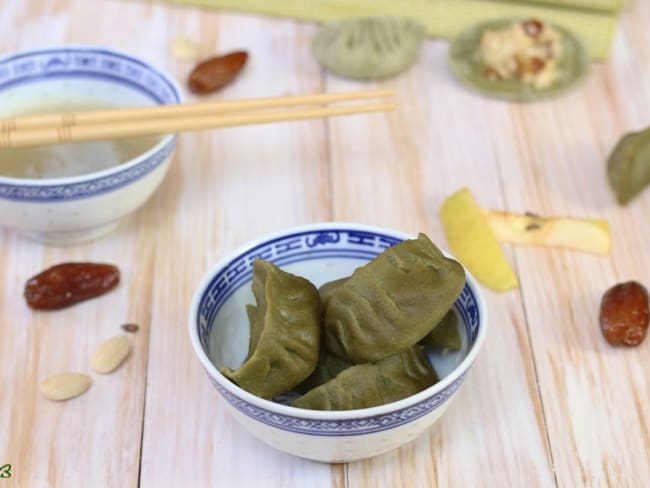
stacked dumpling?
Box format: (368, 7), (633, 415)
(221, 260), (322, 399)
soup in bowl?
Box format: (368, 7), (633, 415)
(0, 46), (182, 244)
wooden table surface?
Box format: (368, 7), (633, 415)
(2, 1), (649, 486)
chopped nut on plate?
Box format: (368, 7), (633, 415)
(448, 17), (589, 101)
(479, 18), (563, 89)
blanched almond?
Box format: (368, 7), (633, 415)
(40, 373), (92, 401)
(170, 36), (200, 61)
(92, 335), (131, 374)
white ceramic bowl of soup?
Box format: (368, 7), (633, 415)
(189, 223), (488, 462)
(0, 46), (182, 244)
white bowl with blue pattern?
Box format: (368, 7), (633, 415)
(0, 46), (182, 244)
(189, 223), (488, 462)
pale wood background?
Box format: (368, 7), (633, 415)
(0, 0), (648, 486)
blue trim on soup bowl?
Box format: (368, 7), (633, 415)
(189, 223), (488, 438)
(0, 46), (182, 202)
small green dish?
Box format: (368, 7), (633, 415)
(448, 18), (590, 102)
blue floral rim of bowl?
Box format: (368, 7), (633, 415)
(0, 138), (175, 202)
(192, 226), (485, 437)
(208, 370), (468, 436)
(0, 46), (182, 202)
(0, 47), (179, 103)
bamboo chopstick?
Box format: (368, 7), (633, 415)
(0, 89), (394, 132)
(0, 101), (394, 149)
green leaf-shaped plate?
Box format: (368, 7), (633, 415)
(448, 18), (590, 101)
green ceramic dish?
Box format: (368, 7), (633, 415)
(448, 18), (590, 101)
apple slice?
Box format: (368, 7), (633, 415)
(440, 188), (519, 292)
(482, 210), (611, 255)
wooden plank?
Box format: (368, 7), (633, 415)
(489, 1), (650, 485)
(0, 184), (154, 487)
(134, 6), (340, 487)
(324, 40), (555, 486)
(0, 0), (163, 486)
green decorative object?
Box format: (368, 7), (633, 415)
(222, 260), (321, 399)
(448, 18), (590, 101)
(607, 127), (650, 205)
(292, 346), (439, 410)
(311, 17), (426, 80)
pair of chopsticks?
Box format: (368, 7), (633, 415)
(0, 89), (394, 149)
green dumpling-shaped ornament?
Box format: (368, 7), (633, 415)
(312, 16), (426, 80)
(222, 259), (321, 399)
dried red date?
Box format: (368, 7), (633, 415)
(24, 262), (120, 310)
(188, 51), (248, 95)
(599, 281), (649, 347)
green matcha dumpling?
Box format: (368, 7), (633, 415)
(222, 259), (321, 399)
(420, 309), (462, 352)
(318, 277), (348, 315)
(324, 233), (465, 363)
(607, 127), (650, 205)
(245, 304), (262, 357)
(292, 346), (438, 411)
(312, 16), (426, 80)
(293, 348), (352, 394)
